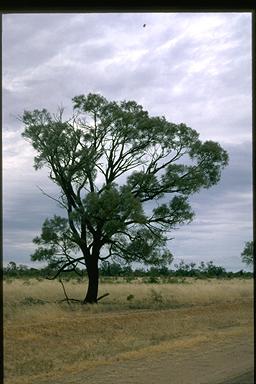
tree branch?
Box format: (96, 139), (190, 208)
(36, 185), (67, 209)
(46, 256), (86, 280)
(59, 278), (71, 305)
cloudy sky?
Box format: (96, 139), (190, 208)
(3, 12), (252, 271)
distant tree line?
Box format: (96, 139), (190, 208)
(3, 260), (253, 280)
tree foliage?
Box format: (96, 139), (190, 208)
(22, 93), (228, 302)
(241, 241), (254, 266)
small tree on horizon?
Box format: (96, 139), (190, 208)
(241, 241), (254, 267)
(22, 93), (228, 303)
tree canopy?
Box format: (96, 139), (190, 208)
(22, 93), (229, 302)
(241, 241), (254, 266)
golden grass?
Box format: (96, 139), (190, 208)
(4, 277), (253, 311)
(3, 278), (253, 384)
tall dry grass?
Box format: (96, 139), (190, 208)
(3, 278), (254, 384)
(4, 277), (253, 315)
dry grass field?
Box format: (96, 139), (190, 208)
(3, 277), (254, 384)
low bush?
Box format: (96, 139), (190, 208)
(21, 296), (47, 305)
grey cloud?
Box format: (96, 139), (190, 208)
(3, 14), (105, 71)
(4, 168), (65, 264)
(3, 13), (252, 270)
(160, 140), (252, 271)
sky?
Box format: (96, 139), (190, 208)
(2, 12), (252, 271)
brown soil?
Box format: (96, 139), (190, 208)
(39, 327), (254, 384)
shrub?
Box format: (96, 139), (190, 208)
(150, 289), (164, 303)
(21, 297), (47, 305)
(147, 276), (160, 284)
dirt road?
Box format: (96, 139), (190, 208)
(218, 371), (254, 384)
(40, 329), (253, 384)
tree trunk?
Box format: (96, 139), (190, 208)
(84, 255), (99, 304)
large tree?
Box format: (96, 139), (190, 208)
(22, 93), (228, 303)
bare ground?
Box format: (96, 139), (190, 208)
(36, 323), (253, 384)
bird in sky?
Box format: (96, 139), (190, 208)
(143, 24), (146, 27)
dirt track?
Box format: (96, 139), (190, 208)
(218, 371), (254, 384)
(40, 328), (253, 384)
